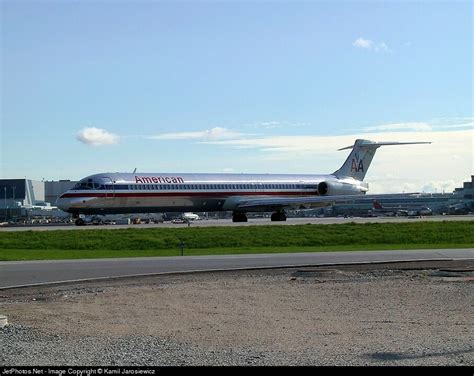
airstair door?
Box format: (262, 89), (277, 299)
(103, 177), (115, 201)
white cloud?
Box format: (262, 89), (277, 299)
(353, 37), (391, 53)
(243, 121), (306, 130)
(205, 129), (473, 193)
(76, 127), (120, 146)
(129, 118), (472, 194)
(430, 117), (474, 130)
(421, 180), (458, 193)
(363, 118), (473, 133)
(374, 42), (391, 53)
(364, 122), (432, 132)
(148, 127), (244, 141)
(353, 38), (373, 49)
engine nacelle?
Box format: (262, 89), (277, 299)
(318, 181), (368, 196)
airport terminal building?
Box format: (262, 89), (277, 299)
(325, 175), (473, 217)
(44, 180), (77, 205)
(0, 178), (44, 207)
(0, 179), (75, 221)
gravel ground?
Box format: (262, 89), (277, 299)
(0, 261), (473, 366)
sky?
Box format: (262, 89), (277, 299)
(1, 0), (472, 193)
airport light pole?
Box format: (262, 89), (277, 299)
(3, 187), (8, 221)
(12, 186), (16, 220)
(3, 187), (5, 221)
(12, 186), (15, 203)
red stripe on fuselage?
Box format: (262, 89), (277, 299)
(60, 191), (318, 198)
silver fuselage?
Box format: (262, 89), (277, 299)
(56, 172), (367, 215)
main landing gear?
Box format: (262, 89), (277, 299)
(232, 211), (286, 222)
(271, 211), (286, 221)
(232, 212), (248, 222)
(75, 218), (85, 226)
(72, 214), (86, 226)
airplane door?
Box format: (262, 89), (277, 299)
(103, 177), (115, 200)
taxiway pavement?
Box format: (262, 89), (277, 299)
(1, 215), (473, 231)
(0, 248), (472, 289)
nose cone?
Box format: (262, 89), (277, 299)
(55, 195), (70, 212)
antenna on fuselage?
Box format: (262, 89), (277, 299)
(133, 168), (137, 173)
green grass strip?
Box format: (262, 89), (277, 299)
(0, 243), (473, 261)
(0, 221), (472, 261)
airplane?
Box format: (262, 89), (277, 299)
(447, 202), (469, 215)
(407, 206), (433, 217)
(370, 200), (409, 217)
(370, 200), (432, 217)
(56, 139), (430, 225)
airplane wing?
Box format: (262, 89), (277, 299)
(232, 194), (418, 211)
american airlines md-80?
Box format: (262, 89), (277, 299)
(56, 139), (429, 225)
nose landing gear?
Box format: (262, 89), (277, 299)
(72, 214), (85, 226)
(75, 218), (85, 226)
(271, 211), (286, 221)
(232, 212), (248, 222)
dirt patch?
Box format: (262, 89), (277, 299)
(1, 260), (473, 365)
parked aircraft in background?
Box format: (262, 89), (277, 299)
(370, 200), (409, 217)
(370, 200), (432, 217)
(447, 202), (469, 215)
(407, 206), (433, 217)
(56, 139), (430, 225)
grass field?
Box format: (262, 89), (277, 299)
(0, 221), (473, 261)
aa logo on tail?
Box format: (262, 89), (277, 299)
(351, 153), (364, 172)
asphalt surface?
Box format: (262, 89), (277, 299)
(0, 248), (473, 289)
(1, 215), (473, 231)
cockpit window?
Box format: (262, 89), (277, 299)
(73, 178), (104, 190)
(73, 182), (91, 190)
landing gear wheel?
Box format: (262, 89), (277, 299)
(271, 212), (287, 221)
(75, 218), (85, 226)
(232, 212), (248, 222)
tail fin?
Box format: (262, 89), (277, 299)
(333, 139), (431, 180)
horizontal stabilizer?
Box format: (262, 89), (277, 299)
(338, 141), (431, 151)
(333, 139), (431, 180)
